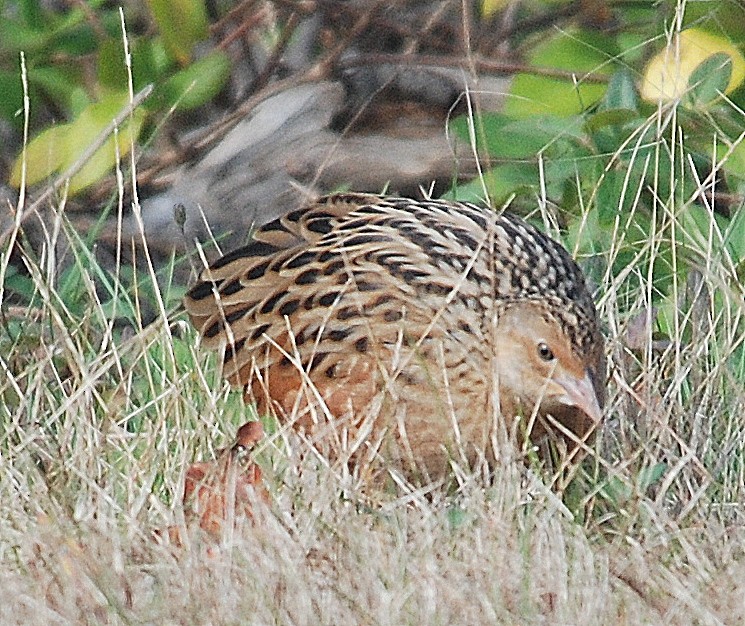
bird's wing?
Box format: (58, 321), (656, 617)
(184, 193), (494, 389)
(185, 193), (386, 335)
(185, 193), (415, 385)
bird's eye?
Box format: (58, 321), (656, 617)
(537, 342), (555, 362)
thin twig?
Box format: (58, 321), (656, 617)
(247, 10), (302, 93)
(338, 52), (610, 84)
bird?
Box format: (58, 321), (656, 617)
(184, 193), (606, 481)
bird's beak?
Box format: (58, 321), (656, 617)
(553, 370), (603, 424)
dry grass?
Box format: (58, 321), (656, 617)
(2, 173), (744, 626)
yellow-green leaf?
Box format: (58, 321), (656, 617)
(10, 92), (147, 194)
(62, 93), (146, 193)
(10, 124), (67, 187)
(640, 28), (745, 103)
(66, 108), (146, 194)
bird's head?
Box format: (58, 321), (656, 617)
(494, 302), (605, 444)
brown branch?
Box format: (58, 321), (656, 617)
(216, 4), (274, 51)
(337, 52), (610, 84)
(247, 10), (302, 93)
(210, 0), (262, 35)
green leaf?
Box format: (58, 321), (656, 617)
(67, 110), (146, 193)
(156, 50), (230, 111)
(543, 145), (595, 195)
(564, 204), (605, 258)
(601, 68), (638, 111)
(680, 205), (730, 260)
(601, 464), (667, 506)
(490, 116), (584, 159)
(682, 1), (745, 41)
(130, 39), (173, 92)
(595, 170), (632, 225)
(505, 29), (611, 118)
(584, 108), (638, 135)
(724, 204), (745, 269)
(146, 0), (209, 64)
(448, 162), (541, 205)
(446, 505), (469, 530)
(719, 141), (745, 197)
(0, 20), (52, 56)
(0, 70), (23, 123)
(732, 342), (745, 384)
(452, 112), (584, 160)
(52, 23), (99, 57)
(507, 74), (607, 118)
(600, 475), (630, 506)
(449, 111), (509, 148)
(97, 38), (130, 90)
(28, 66), (85, 116)
(19, 0), (45, 30)
(685, 52), (732, 107)
(638, 463), (667, 492)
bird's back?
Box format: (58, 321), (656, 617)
(185, 193), (603, 477)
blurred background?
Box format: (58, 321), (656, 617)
(1, 0), (744, 306)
